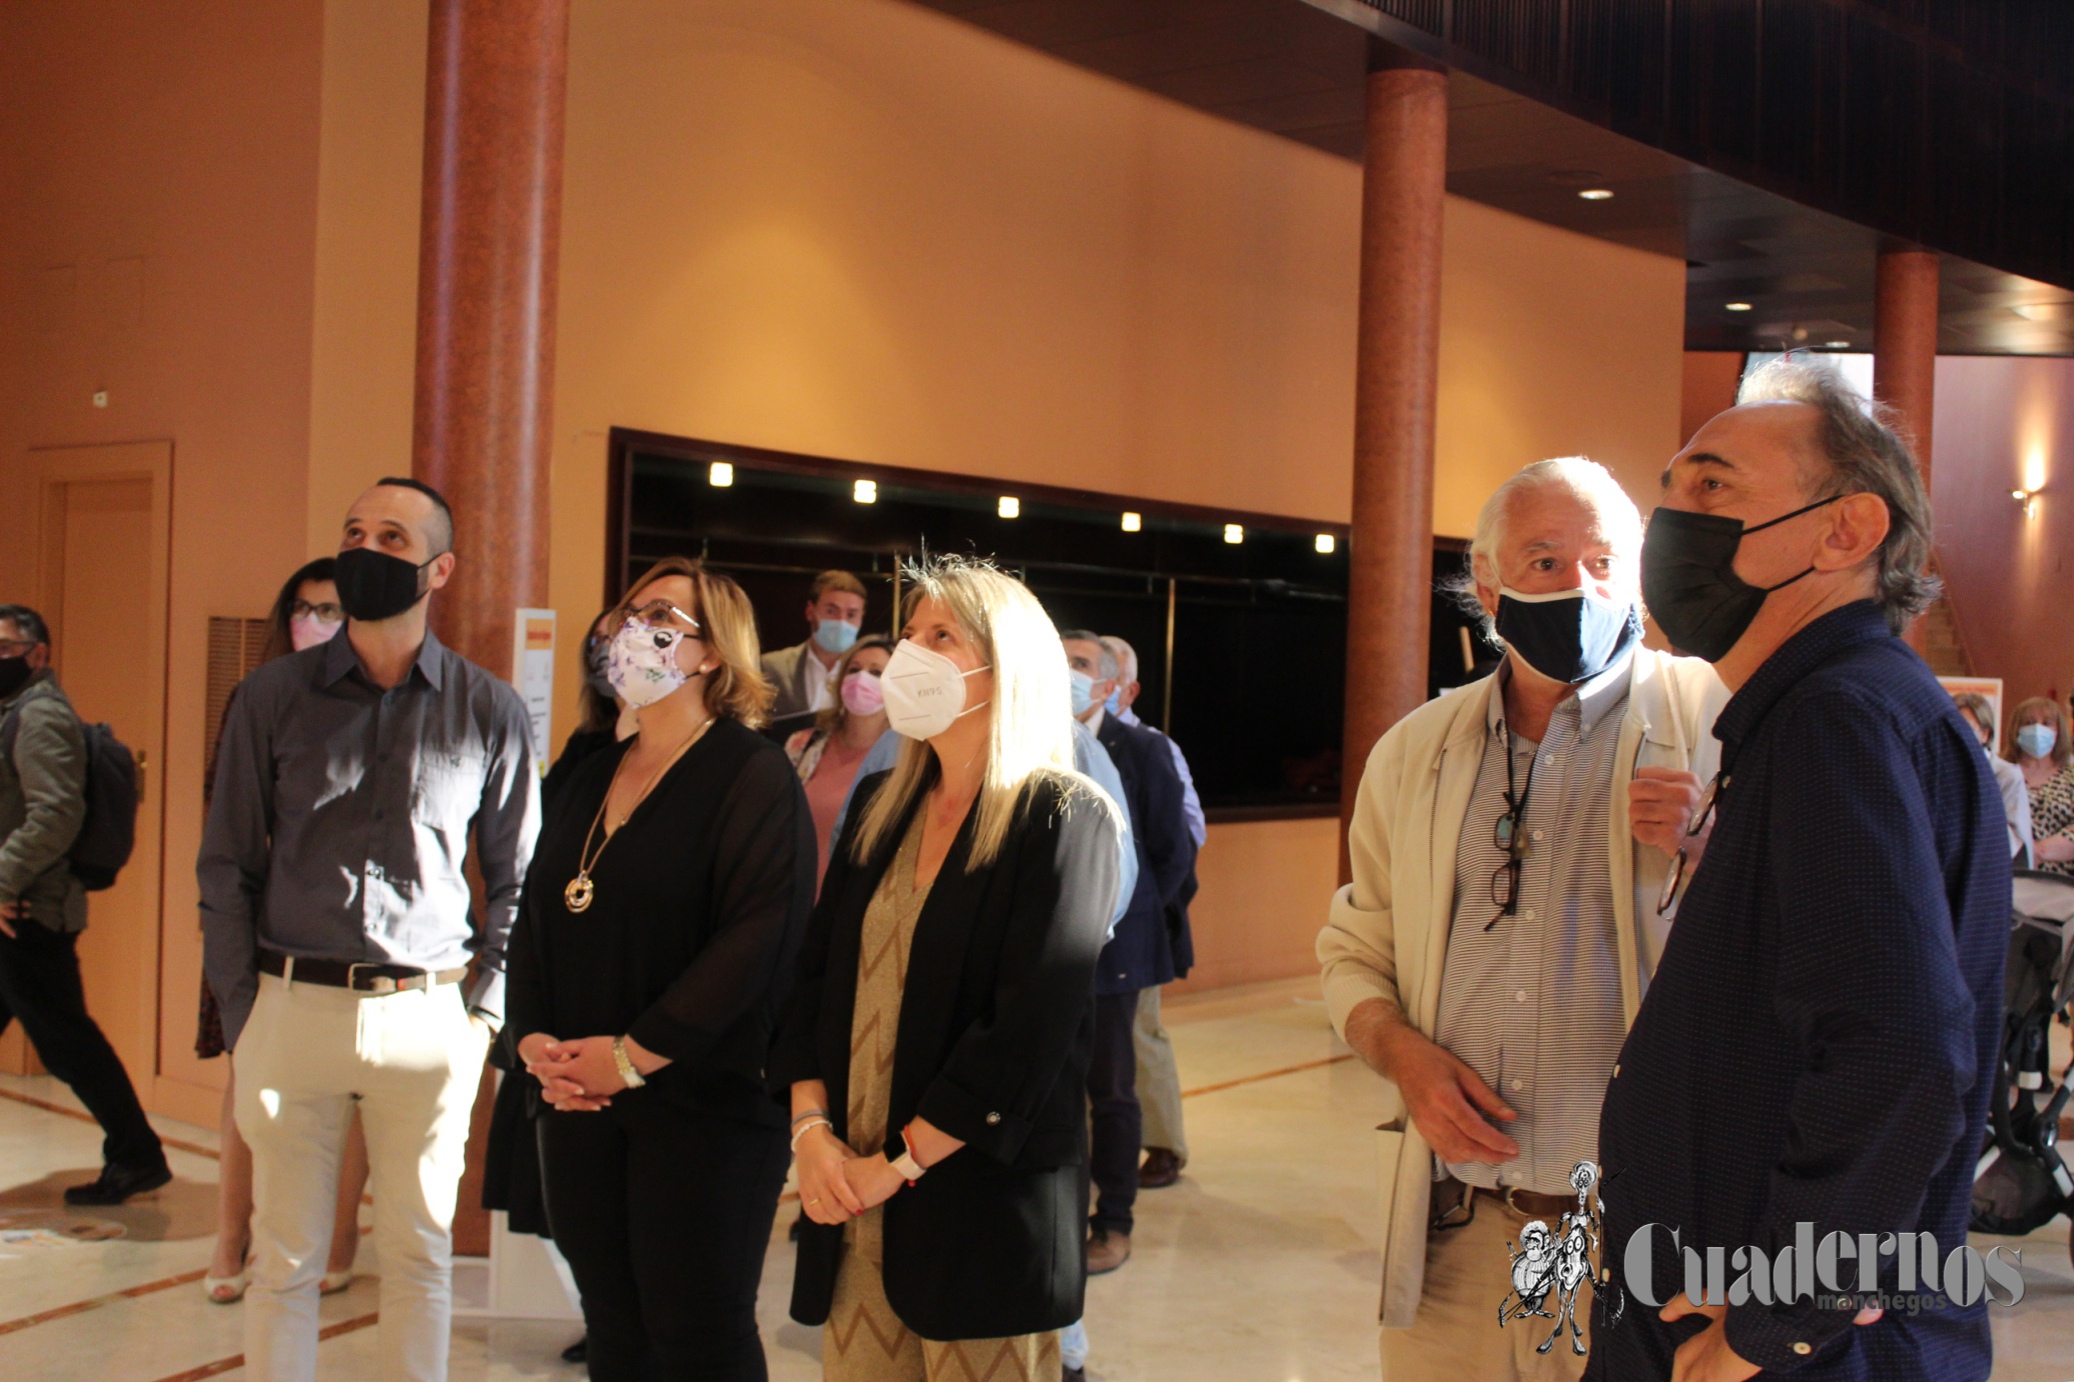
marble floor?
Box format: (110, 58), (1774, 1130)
(0, 978), (2068, 1380)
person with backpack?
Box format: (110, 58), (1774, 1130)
(0, 602), (170, 1205)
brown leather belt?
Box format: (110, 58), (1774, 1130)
(1434, 1174), (1574, 1223)
(259, 949), (467, 996)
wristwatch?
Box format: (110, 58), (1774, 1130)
(885, 1126), (927, 1183)
(610, 1036), (646, 1089)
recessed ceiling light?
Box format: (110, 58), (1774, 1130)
(708, 461), (734, 487)
(1121, 511), (1142, 532)
(1223, 523), (1244, 545)
(997, 496), (1020, 519)
(1725, 302), (1754, 312)
(1825, 340), (1851, 348)
(1315, 533), (1336, 554)
(1577, 188), (1615, 201)
(853, 479), (877, 504)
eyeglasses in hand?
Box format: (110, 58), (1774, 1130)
(1655, 771), (1726, 916)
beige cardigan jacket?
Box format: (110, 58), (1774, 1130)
(1316, 648), (1728, 1328)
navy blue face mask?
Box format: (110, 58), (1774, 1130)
(1494, 587), (1644, 685)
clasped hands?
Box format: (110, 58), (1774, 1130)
(517, 1031), (663, 1112)
(794, 1124), (910, 1226)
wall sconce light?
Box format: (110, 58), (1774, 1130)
(998, 496), (1020, 519)
(2012, 488), (2039, 517)
(1223, 523), (1244, 545)
(1314, 533), (1336, 554)
(1121, 511), (1142, 532)
(708, 462), (734, 487)
(853, 479), (877, 504)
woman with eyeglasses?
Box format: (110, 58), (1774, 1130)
(506, 556), (816, 1381)
(2009, 695), (2074, 875)
(772, 555), (1124, 1382)
(200, 557), (371, 1304)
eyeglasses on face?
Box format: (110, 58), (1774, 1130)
(620, 599), (703, 636)
(290, 600), (345, 623)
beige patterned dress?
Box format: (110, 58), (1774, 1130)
(822, 817), (1062, 1382)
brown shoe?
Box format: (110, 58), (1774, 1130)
(1087, 1229), (1131, 1275)
(1138, 1147), (1182, 1189)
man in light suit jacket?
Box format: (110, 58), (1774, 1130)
(1317, 458), (1725, 1381)
(761, 570), (867, 719)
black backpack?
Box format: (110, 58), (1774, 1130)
(1, 697), (138, 892)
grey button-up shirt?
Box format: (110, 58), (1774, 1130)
(1434, 656), (1632, 1196)
(198, 627), (539, 1048)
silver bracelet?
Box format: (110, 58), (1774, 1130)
(790, 1106), (830, 1128)
(790, 1117), (833, 1153)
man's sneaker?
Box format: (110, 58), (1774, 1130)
(1063, 1367), (1086, 1381)
(64, 1161), (172, 1205)
(1086, 1229), (1131, 1275)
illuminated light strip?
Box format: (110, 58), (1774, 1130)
(146, 1313), (380, 1382)
(1180, 1052), (1354, 1099)
(0, 1086), (219, 1160)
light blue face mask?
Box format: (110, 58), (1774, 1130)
(1070, 670), (1099, 716)
(1104, 687), (1122, 716)
(2017, 723), (2058, 761)
(813, 618), (859, 655)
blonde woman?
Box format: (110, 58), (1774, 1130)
(2009, 696), (2074, 873)
(772, 556), (1123, 1381)
(785, 633), (895, 887)
(506, 556), (816, 1382)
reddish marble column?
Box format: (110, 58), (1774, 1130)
(1341, 53), (1448, 877)
(1874, 247), (1938, 652)
(412, 0), (569, 678)
(409, 0), (568, 1260)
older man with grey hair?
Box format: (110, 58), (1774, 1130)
(1318, 456), (1727, 1380)
(1098, 633), (1202, 1189)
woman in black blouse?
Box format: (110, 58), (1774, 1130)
(770, 556), (1123, 1381)
(507, 556), (815, 1382)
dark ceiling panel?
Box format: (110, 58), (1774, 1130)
(911, 0), (2074, 355)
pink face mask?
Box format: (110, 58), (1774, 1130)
(840, 670), (885, 716)
(290, 613), (344, 651)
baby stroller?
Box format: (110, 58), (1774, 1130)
(1970, 869), (2074, 1267)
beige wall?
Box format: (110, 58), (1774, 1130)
(0, 0), (1687, 1113)
(0, 0), (325, 1119)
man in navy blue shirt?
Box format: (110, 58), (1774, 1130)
(1063, 630), (1195, 1276)
(1593, 359), (2005, 1381)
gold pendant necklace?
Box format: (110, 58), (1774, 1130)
(565, 715), (713, 913)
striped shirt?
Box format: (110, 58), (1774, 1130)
(1433, 657), (1631, 1196)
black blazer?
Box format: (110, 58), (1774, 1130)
(769, 768), (1122, 1341)
(1091, 713), (1197, 993)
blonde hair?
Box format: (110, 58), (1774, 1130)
(849, 555), (1119, 871)
(2006, 695), (2072, 769)
(619, 556), (774, 729)
(812, 633), (895, 737)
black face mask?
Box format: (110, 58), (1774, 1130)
(334, 546), (436, 623)
(0, 655), (32, 700)
(1639, 496), (1840, 662)
(1494, 588), (1644, 685)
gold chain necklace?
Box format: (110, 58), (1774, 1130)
(564, 716), (713, 913)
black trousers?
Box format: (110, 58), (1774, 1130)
(0, 920), (163, 1171)
(1086, 989), (1142, 1237)
(538, 1094), (790, 1382)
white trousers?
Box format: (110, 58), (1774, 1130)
(234, 973), (488, 1382)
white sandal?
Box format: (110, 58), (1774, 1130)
(203, 1268), (251, 1304)
(320, 1269), (353, 1295)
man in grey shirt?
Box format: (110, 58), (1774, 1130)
(200, 479), (538, 1382)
